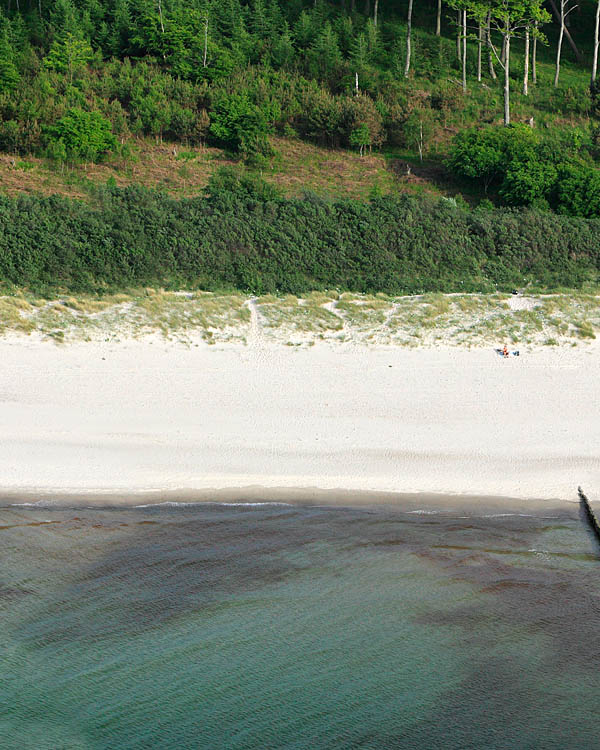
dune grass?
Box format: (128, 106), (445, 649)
(0, 289), (598, 347)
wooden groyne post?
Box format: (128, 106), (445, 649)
(578, 487), (600, 543)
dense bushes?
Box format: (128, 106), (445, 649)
(0, 178), (598, 294)
(44, 108), (117, 162)
(448, 125), (600, 214)
(209, 92), (276, 155)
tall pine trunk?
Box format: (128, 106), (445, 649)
(158, 0), (165, 34)
(523, 27), (529, 95)
(487, 11), (497, 80)
(477, 21), (483, 81)
(374, 0), (379, 26)
(436, 0), (442, 36)
(555, 0), (565, 87)
(461, 10), (467, 92)
(405, 0), (413, 77)
(457, 11), (461, 58)
(532, 22), (538, 84)
(592, 0), (600, 88)
(503, 27), (510, 125)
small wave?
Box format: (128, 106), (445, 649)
(219, 502), (292, 507)
(133, 501), (292, 509)
(407, 509), (439, 515)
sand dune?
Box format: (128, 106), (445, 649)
(0, 332), (598, 506)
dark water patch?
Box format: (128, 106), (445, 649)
(343, 537), (407, 550)
(481, 579), (535, 592)
(3, 502), (600, 749)
(12, 505), (376, 641)
(402, 658), (592, 750)
(412, 539), (600, 677)
(0, 520), (63, 530)
(0, 584), (32, 600)
(434, 544), (535, 556)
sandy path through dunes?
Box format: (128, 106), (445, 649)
(0, 335), (598, 504)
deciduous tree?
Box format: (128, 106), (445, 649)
(44, 32), (92, 85)
(592, 0), (600, 88)
(477, 0), (549, 124)
(350, 123), (370, 154)
(554, 0), (577, 87)
(404, 107), (435, 160)
(404, 0), (413, 77)
(45, 108), (117, 162)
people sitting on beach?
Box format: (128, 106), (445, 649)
(503, 345), (509, 358)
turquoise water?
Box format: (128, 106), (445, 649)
(1, 501), (600, 749)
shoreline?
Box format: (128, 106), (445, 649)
(0, 486), (572, 512)
(1, 333), (598, 507)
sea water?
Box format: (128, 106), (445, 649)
(1, 500), (599, 749)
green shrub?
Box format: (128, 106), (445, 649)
(44, 109), (117, 162)
(0, 182), (598, 295)
(447, 125), (538, 194)
(448, 125), (600, 215)
(209, 93), (275, 155)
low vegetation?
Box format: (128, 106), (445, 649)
(2, 288), (599, 348)
(1, 176), (599, 298)
(0, 289), (251, 345)
(0, 137), (395, 203)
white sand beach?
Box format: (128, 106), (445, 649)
(0, 325), (598, 506)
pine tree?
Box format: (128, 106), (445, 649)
(250, 0), (268, 39)
(110, 0), (132, 56)
(271, 21), (295, 68)
(307, 22), (342, 82)
(294, 10), (315, 49)
(211, 0), (243, 38)
(0, 24), (19, 91)
(350, 31), (370, 71)
(49, 0), (81, 38)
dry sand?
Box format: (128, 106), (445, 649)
(0, 332), (598, 507)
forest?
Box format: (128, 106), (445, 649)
(1, 0), (600, 292)
(0, 0), (599, 204)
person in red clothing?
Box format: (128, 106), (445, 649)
(503, 345), (509, 358)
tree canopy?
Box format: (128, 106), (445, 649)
(0, 0), (598, 213)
